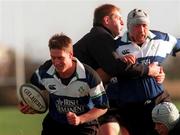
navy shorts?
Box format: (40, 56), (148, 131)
(42, 113), (99, 135)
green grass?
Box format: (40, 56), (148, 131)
(0, 106), (46, 135)
(0, 100), (180, 135)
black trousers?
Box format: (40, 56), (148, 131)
(41, 113), (99, 135)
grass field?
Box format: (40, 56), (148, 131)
(0, 101), (180, 135)
(0, 106), (46, 135)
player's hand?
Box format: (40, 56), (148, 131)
(17, 101), (37, 114)
(66, 112), (80, 126)
(155, 67), (165, 84)
(148, 63), (160, 77)
(120, 54), (136, 64)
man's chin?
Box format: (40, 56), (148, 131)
(137, 39), (146, 44)
(56, 68), (65, 73)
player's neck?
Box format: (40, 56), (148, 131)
(59, 61), (76, 79)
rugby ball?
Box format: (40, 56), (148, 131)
(18, 83), (48, 113)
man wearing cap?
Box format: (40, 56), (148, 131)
(111, 8), (180, 135)
(152, 102), (180, 135)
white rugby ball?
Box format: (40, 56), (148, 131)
(18, 83), (48, 113)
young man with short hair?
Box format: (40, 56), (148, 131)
(18, 33), (109, 135)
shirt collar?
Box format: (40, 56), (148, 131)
(75, 58), (86, 79)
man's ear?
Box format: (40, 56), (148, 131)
(103, 16), (110, 25)
(69, 51), (73, 58)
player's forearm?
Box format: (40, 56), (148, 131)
(79, 108), (107, 124)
